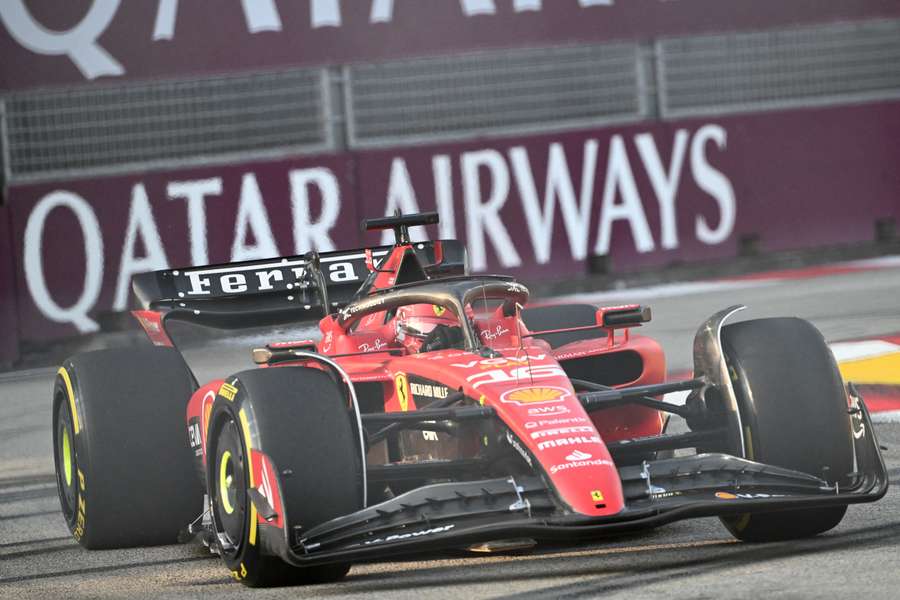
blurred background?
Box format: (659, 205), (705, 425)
(1, 0), (898, 368)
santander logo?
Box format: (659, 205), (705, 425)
(566, 450), (592, 461)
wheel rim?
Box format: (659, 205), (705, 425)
(54, 398), (78, 520)
(61, 427), (73, 487)
(213, 419), (247, 552)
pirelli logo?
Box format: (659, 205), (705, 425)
(219, 383), (238, 401)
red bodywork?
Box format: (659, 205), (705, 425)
(178, 241), (666, 519)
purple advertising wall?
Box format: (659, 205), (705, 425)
(8, 155), (358, 342)
(2, 0), (900, 92)
(356, 101), (900, 274)
(0, 206), (20, 365)
(6, 101), (900, 348)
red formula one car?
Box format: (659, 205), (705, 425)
(52, 212), (887, 586)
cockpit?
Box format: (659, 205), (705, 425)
(319, 277), (532, 356)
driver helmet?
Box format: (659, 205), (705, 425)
(395, 303), (459, 340)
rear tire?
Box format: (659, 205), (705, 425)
(719, 317), (852, 542)
(207, 367), (363, 587)
(53, 347), (201, 548)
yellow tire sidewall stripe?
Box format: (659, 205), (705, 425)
(238, 408), (258, 546)
(58, 367), (80, 435)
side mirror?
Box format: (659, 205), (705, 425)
(595, 304), (652, 328)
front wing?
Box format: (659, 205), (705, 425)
(268, 399), (887, 567)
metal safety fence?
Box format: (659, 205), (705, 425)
(658, 19), (900, 118)
(3, 68), (330, 183)
(345, 42), (647, 147)
(2, 18), (900, 186)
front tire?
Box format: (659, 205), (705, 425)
(53, 348), (201, 548)
(719, 317), (852, 542)
(206, 367), (363, 587)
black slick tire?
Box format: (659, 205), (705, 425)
(52, 347), (201, 548)
(719, 317), (852, 542)
(206, 367), (363, 587)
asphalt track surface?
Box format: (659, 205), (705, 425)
(2, 262), (900, 599)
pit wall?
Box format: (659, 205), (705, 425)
(2, 100), (899, 363)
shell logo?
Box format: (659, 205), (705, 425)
(500, 386), (568, 406)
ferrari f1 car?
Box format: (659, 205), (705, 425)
(52, 212), (887, 586)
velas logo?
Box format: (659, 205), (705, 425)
(500, 386), (568, 406)
(361, 524), (456, 546)
(715, 491), (787, 500)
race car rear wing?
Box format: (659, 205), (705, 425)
(131, 239), (467, 331)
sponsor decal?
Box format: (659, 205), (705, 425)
(433, 305), (446, 317)
(550, 459), (613, 475)
(527, 405), (571, 416)
(341, 296), (386, 320)
(358, 338), (388, 352)
(452, 353), (547, 369)
(547, 449), (614, 475)
(422, 430), (440, 441)
(72, 468), (87, 541)
(506, 431), (534, 468)
(500, 385), (568, 406)
(219, 382), (238, 401)
(566, 449), (593, 461)
(180, 260), (307, 296)
(590, 490), (605, 502)
(715, 491), (787, 500)
(363, 524), (456, 546)
(187, 420), (203, 455)
(394, 373), (411, 412)
(524, 416), (590, 429)
(537, 435), (602, 451)
(420, 351), (470, 361)
(479, 324), (510, 342)
(554, 349), (595, 361)
(270, 339), (314, 349)
(530, 426), (595, 440)
(321, 330), (334, 353)
(410, 381), (451, 400)
(349, 372), (393, 383)
(849, 393), (866, 440)
(651, 490), (682, 500)
(467, 364), (566, 389)
(201, 390), (215, 442)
